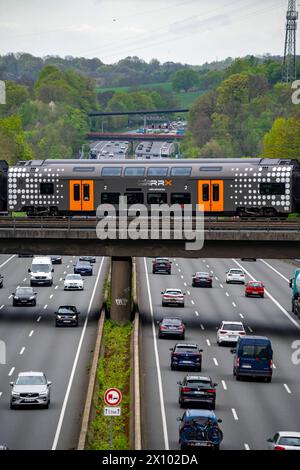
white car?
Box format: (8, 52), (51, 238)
(217, 321), (246, 345)
(161, 288), (185, 308)
(64, 274), (84, 291)
(226, 269), (245, 284)
(267, 432), (300, 450)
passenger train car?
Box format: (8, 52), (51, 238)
(1, 158), (300, 217)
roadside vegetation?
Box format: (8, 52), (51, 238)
(87, 320), (133, 450)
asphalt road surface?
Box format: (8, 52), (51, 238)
(137, 257), (300, 451)
(0, 254), (109, 450)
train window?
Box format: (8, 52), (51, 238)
(73, 167), (95, 172)
(171, 193), (191, 205)
(73, 184), (80, 201)
(200, 167), (223, 172)
(102, 168), (122, 177)
(124, 168), (145, 177)
(83, 184), (90, 201)
(202, 184), (209, 202)
(125, 193), (144, 204)
(147, 167), (169, 177)
(170, 167), (192, 177)
(212, 184), (220, 202)
(147, 193), (168, 205)
(40, 183), (54, 195)
(260, 183), (285, 196)
(101, 193), (120, 205)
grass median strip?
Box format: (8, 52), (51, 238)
(87, 320), (133, 450)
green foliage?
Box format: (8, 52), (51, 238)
(172, 69), (200, 92)
(262, 117), (300, 159)
(87, 321), (133, 450)
(0, 115), (33, 164)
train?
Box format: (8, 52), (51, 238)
(0, 157), (300, 217)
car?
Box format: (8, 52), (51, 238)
(79, 256), (96, 263)
(0, 274), (3, 288)
(55, 305), (80, 327)
(231, 336), (273, 382)
(170, 343), (203, 371)
(74, 260), (93, 276)
(177, 409), (223, 450)
(64, 274), (84, 290)
(50, 255), (62, 265)
(178, 376), (218, 409)
(192, 272), (213, 288)
(217, 321), (246, 346)
(162, 288), (185, 307)
(245, 281), (265, 298)
(158, 318), (185, 339)
(152, 257), (172, 274)
(294, 294), (300, 318)
(10, 371), (51, 409)
(267, 432), (300, 450)
(12, 287), (37, 306)
(226, 268), (245, 284)
(241, 258), (257, 261)
(0, 444), (9, 450)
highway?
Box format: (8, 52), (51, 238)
(137, 257), (300, 450)
(89, 140), (129, 158)
(135, 141), (174, 159)
(0, 254), (109, 450)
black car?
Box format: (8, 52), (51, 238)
(79, 256), (96, 264)
(50, 255), (62, 265)
(55, 305), (80, 327)
(12, 287), (37, 306)
(0, 274), (3, 288)
(74, 261), (93, 276)
(158, 318), (186, 340)
(170, 343), (203, 371)
(178, 376), (218, 409)
(192, 272), (213, 288)
(152, 258), (172, 275)
(178, 409), (223, 450)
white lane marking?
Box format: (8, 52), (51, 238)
(221, 380), (227, 391)
(181, 275), (184, 279)
(44, 304), (48, 310)
(184, 282), (187, 287)
(191, 300), (195, 305)
(23, 278), (27, 282)
(233, 259), (300, 331)
(248, 326), (253, 333)
(19, 347), (25, 355)
(284, 384), (292, 394)
(8, 295), (12, 299)
(232, 408), (239, 421)
(195, 311), (199, 316)
(52, 257), (105, 450)
(0, 255), (16, 269)
(213, 358), (219, 366)
(244, 443), (250, 451)
(220, 284), (224, 289)
(37, 316), (42, 322)
(49, 294), (53, 299)
(206, 265), (210, 268)
(29, 330), (34, 337)
(178, 268), (181, 272)
(63, 271), (66, 275)
(210, 271), (214, 274)
(176, 264), (178, 267)
(67, 265), (70, 269)
(8, 367), (15, 376)
(225, 292), (229, 297)
(215, 277), (219, 281)
(0, 392), (2, 398)
(232, 302), (236, 308)
(143, 258), (169, 450)
(0, 305), (4, 310)
(206, 339), (211, 347)
(187, 290), (190, 295)
(239, 313), (244, 319)
(273, 363), (277, 370)
(200, 324), (205, 330)
(55, 285), (59, 290)
(59, 278), (63, 282)
(203, 260), (206, 263)
(259, 260), (289, 283)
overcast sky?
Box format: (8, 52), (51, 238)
(0, 0), (295, 65)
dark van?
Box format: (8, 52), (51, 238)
(231, 336), (273, 382)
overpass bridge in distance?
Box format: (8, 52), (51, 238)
(86, 132), (184, 142)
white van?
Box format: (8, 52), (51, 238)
(29, 256), (53, 286)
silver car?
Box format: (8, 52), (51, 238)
(10, 372), (51, 409)
(267, 432), (300, 450)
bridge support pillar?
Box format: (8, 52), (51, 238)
(110, 256), (132, 324)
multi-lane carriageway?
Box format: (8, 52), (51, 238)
(0, 254), (299, 450)
(0, 254), (109, 450)
(137, 258), (300, 451)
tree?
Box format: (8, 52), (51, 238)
(172, 69), (199, 92)
(261, 117), (300, 159)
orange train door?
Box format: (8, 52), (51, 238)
(198, 180), (224, 213)
(69, 180), (94, 212)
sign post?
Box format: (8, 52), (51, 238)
(104, 388), (122, 449)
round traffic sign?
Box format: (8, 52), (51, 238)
(104, 388), (122, 407)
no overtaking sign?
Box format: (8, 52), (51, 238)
(104, 388), (122, 407)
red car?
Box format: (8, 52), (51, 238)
(245, 281), (265, 298)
